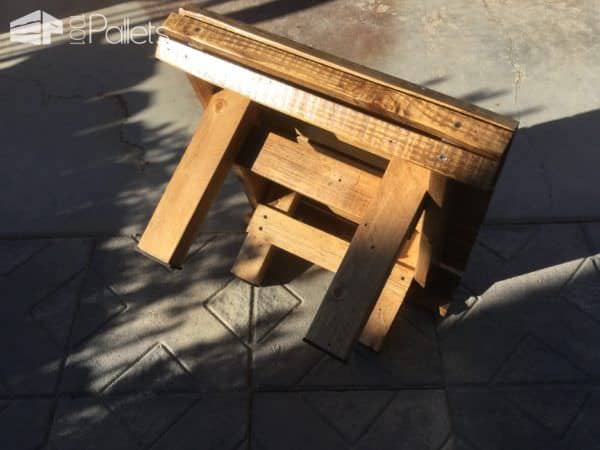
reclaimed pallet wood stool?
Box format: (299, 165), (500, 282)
(137, 8), (518, 361)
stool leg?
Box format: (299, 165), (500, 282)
(232, 165), (269, 208)
(359, 222), (422, 351)
(137, 90), (258, 267)
(231, 190), (299, 285)
(187, 74), (219, 108)
(359, 268), (414, 351)
(415, 173), (448, 286)
(305, 157), (430, 361)
(186, 76), (271, 213)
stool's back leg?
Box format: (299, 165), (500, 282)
(187, 74), (219, 108)
(231, 189), (300, 285)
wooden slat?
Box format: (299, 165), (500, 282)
(163, 12), (513, 158)
(179, 8), (518, 132)
(245, 202), (419, 349)
(156, 36), (499, 189)
(251, 132), (379, 223)
(246, 204), (413, 294)
(247, 204), (346, 273)
(249, 132), (436, 281)
(360, 213), (425, 351)
(231, 189), (300, 285)
(247, 132), (433, 281)
(137, 90), (257, 267)
(262, 110), (390, 171)
(305, 158), (430, 360)
(415, 174), (449, 286)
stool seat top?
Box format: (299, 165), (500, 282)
(158, 8), (518, 189)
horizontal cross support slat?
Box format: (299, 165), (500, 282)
(249, 132), (380, 224)
(247, 204), (414, 285)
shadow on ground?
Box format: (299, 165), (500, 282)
(0, 0), (338, 237)
(1, 1), (600, 448)
(1, 111), (600, 449)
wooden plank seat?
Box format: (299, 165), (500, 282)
(137, 8), (518, 360)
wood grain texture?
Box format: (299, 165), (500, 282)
(250, 132), (380, 223)
(156, 36), (499, 189)
(163, 12), (513, 158)
(251, 132), (435, 285)
(359, 273), (414, 351)
(230, 232), (272, 285)
(231, 190), (300, 285)
(247, 132), (427, 270)
(305, 157), (430, 360)
(239, 134), (430, 347)
(360, 214), (424, 351)
(245, 203), (415, 350)
(178, 8), (518, 132)
(247, 204), (350, 273)
(137, 89), (257, 267)
(187, 74), (218, 108)
(232, 165), (268, 208)
(415, 174), (449, 286)
(246, 204), (413, 291)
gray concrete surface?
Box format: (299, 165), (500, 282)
(1, 0), (600, 449)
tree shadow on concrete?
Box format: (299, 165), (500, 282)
(227, 0), (335, 23)
(0, 0), (343, 239)
(38, 111), (600, 448)
(1, 1), (600, 447)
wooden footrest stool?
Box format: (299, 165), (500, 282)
(137, 8), (518, 361)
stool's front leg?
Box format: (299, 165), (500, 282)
(137, 89), (258, 268)
(305, 157), (430, 361)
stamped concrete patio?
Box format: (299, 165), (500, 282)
(1, 0), (600, 449)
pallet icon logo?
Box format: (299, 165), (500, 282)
(10, 10), (63, 45)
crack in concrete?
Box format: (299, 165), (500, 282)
(480, 0), (499, 25)
(479, 1), (525, 108)
(507, 38), (524, 105)
(2, 73), (149, 173)
(104, 92), (149, 173)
